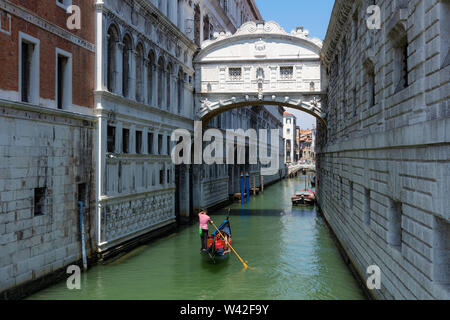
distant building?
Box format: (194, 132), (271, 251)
(299, 129), (315, 162)
(283, 112), (297, 163)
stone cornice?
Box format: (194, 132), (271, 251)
(0, 98), (96, 124)
(198, 20), (322, 56)
(94, 90), (193, 126)
(320, 0), (354, 67)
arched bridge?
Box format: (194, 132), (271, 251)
(194, 21), (327, 127)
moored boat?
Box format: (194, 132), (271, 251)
(292, 189), (316, 206)
(201, 217), (232, 263)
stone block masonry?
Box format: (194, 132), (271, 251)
(0, 100), (96, 297)
(317, 0), (449, 300)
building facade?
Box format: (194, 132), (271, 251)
(283, 112), (297, 164)
(317, 0), (449, 299)
(299, 129), (315, 163)
(0, 0), (96, 296)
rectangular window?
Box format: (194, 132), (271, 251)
(57, 55), (67, 109)
(364, 188), (371, 226)
(136, 130), (142, 154)
(107, 125), (115, 153)
(167, 136), (170, 155)
(229, 67), (242, 81)
(167, 169), (170, 184)
(388, 200), (402, 250)
(433, 217), (449, 285)
(159, 169), (164, 185)
(122, 128), (130, 154)
(349, 181), (354, 209)
(395, 39), (409, 93)
(56, 49), (72, 110)
(147, 132), (154, 154)
(280, 66), (293, 80)
(20, 33), (40, 104)
(369, 70), (375, 107)
(34, 187), (47, 216)
(158, 134), (163, 155)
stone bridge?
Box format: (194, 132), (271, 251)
(193, 21), (327, 127)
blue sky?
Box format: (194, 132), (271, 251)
(255, 0), (335, 129)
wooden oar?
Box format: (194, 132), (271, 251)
(211, 220), (250, 270)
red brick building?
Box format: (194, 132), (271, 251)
(0, 0), (94, 109)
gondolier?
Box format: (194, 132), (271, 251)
(198, 209), (213, 252)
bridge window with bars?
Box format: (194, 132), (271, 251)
(280, 66), (293, 80)
(229, 67), (242, 81)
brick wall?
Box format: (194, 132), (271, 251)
(317, 0), (449, 299)
(0, 0), (94, 108)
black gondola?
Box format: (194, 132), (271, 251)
(201, 217), (232, 264)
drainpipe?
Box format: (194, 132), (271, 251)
(78, 201), (88, 271)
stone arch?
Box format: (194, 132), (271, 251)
(203, 14), (210, 41)
(194, 4), (201, 46)
(135, 42), (145, 103)
(199, 100), (326, 129)
(106, 23), (120, 93)
(157, 55), (165, 107)
(177, 66), (184, 114)
(166, 61), (173, 110)
(147, 49), (156, 105)
(122, 33), (133, 98)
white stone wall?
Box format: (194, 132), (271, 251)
(0, 101), (95, 293)
(318, 0), (449, 300)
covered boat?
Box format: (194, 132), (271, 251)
(201, 217), (232, 263)
(292, 189), (316, 206)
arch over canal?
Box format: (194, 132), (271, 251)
(194, 20), (327, 127)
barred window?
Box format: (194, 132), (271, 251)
(280, 66), (293, 80)
(229, 67), (242, 81)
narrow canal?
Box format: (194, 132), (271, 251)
(28, 175), (366, 300)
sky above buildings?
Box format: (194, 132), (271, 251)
(255, 0), (335, 129)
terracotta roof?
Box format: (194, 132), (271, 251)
(283, 112), (294, 117)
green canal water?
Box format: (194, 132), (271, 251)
(28, 176), (366, 300)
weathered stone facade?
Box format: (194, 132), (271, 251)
(0, 101), (95, 296)
(317, 0), (449, 299)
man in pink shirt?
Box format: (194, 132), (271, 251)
(199, 209), (213, 252)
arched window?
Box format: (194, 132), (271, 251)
(310, 82), (315, 92)
(122, 34), (132, 98)
(203, 15), (210, 41)
(157, 57), (165, 107)
(166, 62), (172, 110)
(107, 25), (119, 92)
(148, 50), (155, 105)
(135, 43), (144, 103)
(177, 68), (183, 113)
(194, 4), (201, 46)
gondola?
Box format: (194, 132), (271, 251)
(201, 217), (232, 264)
(292, 189), (316, 206)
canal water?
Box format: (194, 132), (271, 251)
(28, 175), (366, 300)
